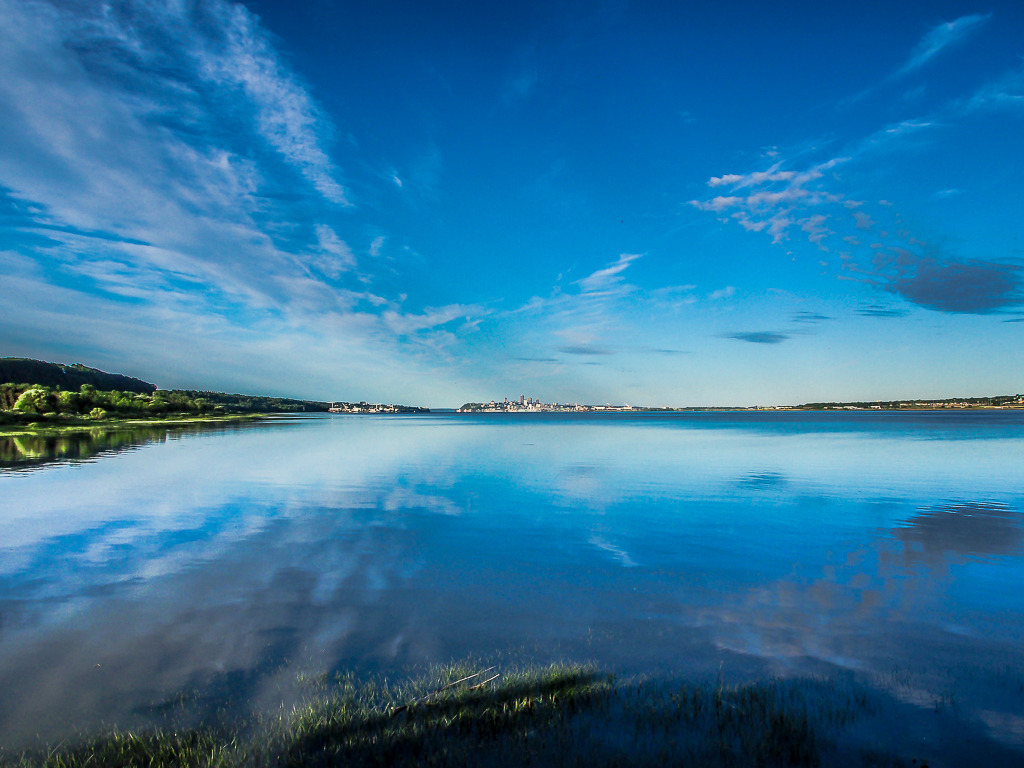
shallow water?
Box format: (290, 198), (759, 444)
(1, 411), (1023, 753)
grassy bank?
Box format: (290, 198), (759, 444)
(0, 412), (280, 438)
(4, 660), (931, 768)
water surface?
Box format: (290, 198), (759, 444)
(2, 411), (1023, 754)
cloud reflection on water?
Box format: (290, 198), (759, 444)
(1, 413), (1024, 750)
(893, 501), (1024, 563)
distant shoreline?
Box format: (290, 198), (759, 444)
(455, 404), (1024, 414)
(457, 393), (1024, 413)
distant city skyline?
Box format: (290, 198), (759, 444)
(1, 0), (1022, 406)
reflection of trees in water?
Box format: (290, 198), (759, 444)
(893, 501), (1024, 563)
(0, 429), (163, 469)
(0, 423), (251, 470)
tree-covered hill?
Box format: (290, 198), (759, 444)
(0, 358), (156, 393)
(171, 390), (329, 413)
(0, 358), (331, 425)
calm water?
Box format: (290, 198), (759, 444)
(2, 411), (1024, 751)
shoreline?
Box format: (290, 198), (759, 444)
(0, 412), (286, 438)
(455, 405), (1024, 413)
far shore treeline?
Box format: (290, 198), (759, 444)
(0, 358), (330, 426)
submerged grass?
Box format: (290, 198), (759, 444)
(5, 660), (891, 768)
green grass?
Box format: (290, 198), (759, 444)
(6, 660), (888, 768)
(0, 412), (274, 438)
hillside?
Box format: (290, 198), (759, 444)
(0, 359), (334, 425)
(0, 358), (156, 394)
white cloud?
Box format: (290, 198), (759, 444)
(897, 13), (992, 76)
(965, 63), (1024, 112)
(853, 211), (875, 231)
(690, 196), (743, 212)
(692, 135), (1023, 316)
(193, 1), (349, 204)
(381, 304), (485, 337)
(708, 167), (797, 188)
(369, 235), (386, 257)
(0, 0), (349, 305)
(313, 224), (357, 277)
(0, 0), (496, 399)
(800, 214), (832, 248)
(690, 158), (848, 245)
(575, 253), (642, 294)
(767, 215), (793, 244)
(707, 286), (736, 301)
(884, 119), (935, 136)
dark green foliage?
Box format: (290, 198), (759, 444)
(0, 359), (156, 393)
(0, 383), (210, 421)
(0, 384), (330, 425)
(171, 391), (330, 413)
(0, 359), (332, 418)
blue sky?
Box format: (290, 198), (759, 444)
(1, 0), (1022, 406)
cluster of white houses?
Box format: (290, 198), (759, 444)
(457, 396), (634, 413)
(328, 401), (428, 414)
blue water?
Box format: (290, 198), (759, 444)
(1, 411), (1023, 749)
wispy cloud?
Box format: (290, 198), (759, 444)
(382, 304), (486, 337)
(857, 304), (909, 318)
(196, 2), (349, 204)
(896, 13), (992, 77)
(691, 115), (1023, 316)
(690, 159), (845, 245)
(964, 63), (1024, 112)
(559, 345), (613, 356)
(313, 225), (356, 278)
(575, 253), (642, 294)
(792, 312), (831, 324)
(707, 286), (736, 301)
(0, 0), (487, 400)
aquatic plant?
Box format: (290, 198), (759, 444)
(6, 660), (888, 768)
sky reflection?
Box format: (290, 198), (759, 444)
(1, 412), (1023, 748)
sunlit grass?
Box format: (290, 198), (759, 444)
(3, 658), (901, 768)
(0, 412), (270, 438)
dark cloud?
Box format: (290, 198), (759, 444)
(727, 332), (789, 344)
(857, 304), (908, 318)
(1003, 317), (1024, 323)
(890, 259), (1021, 314)
(511, 356), (559, 363)
(792, 312), (831, 323)
(559, 345), (613, 355)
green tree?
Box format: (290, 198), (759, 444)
(13, 386), (54, 414)
(56, 390), (80, 413)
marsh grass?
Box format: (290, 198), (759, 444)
(0, 412), (270, 439)
(5, 659), (890, 768)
